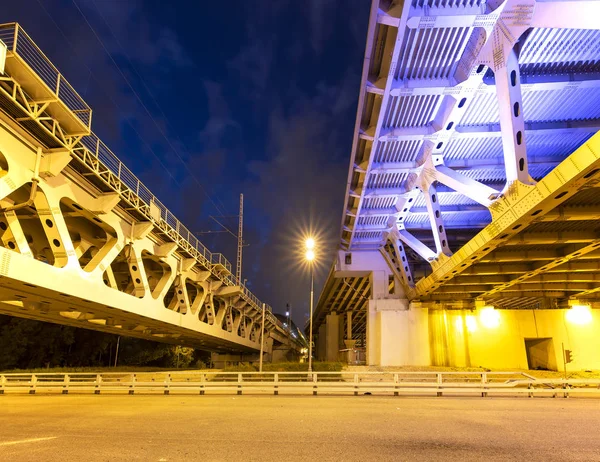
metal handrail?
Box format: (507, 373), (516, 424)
(76, 133), (279, 321)
(0, 23), (92, 129)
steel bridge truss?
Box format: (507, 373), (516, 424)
(0, 23), (293, 353)
(337, 0), (600, 311)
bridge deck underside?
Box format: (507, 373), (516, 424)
(314, 0), (600, 338)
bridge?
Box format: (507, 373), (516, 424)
(0, 23), (302, 361)
(312, 0), (600, 370)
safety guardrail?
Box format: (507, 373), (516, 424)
(2, 371), (599, 397)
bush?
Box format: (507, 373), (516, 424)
(219, 361), (344, 373)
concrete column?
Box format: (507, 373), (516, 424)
(346, 311), (353, 340)
(366, 269), (431, 366)
(317, 322), (326, 361)
(325, 312), (340, 362)
(343, 312), (356, 363)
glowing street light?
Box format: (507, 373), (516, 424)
(305, 238), (316, 373)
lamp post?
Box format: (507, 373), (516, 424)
(305, 238), (315, 373)
(259, 302), (266, 373)
(286, 303), (292, 346)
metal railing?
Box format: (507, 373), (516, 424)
(0, 23), (92, 129)
(2, 371), (599, 397)
(79, 132), (214, 266)
(0, 23), (282, 326)
(76, 131), (278, 321)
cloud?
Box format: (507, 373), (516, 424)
(306, 0), (338, 54)
(237, 77), (361, 320)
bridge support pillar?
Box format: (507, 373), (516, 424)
(366, 299), (429, 366)
(325, 312), (340, 362)
(316, 323), (326, 361)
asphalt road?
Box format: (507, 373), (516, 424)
(1, 395), (600, 461)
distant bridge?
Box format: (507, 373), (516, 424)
(312, 0), (600, 369)
(0, 23), (302, 358)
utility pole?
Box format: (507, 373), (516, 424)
(113, 336), (120, 367)
(236, 194), (244, 284)
(259, 303), (266, 372)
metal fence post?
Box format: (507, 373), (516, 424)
(237, 373), (243, 396)
(62, 374), (70, 395)
(394, 373), (399, 397)
(355, 373), (359, 397)
(313, 372), (318, 396)
(29, 374), (37, 394)
(164, 374), (171, 395)
(274, 373), (279, 396)
(481, 372), (488, 398)
(13, 23), (19, 52)
(563, 382), (569, 399)
(436, 373), (442, 397)
(95, 374), (101, 394)
(199, 373), (205, 395)
(129, 374), (136, 395)
(0, 374), (5, 394)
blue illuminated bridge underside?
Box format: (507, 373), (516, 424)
(313, 0), (600, 344)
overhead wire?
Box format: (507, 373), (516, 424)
(34, 0), (178, 186)
(71, 0), (232, 221)
(89, 0), (235, 229)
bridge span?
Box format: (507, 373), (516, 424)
(0, 23), (301, 358)
(313, 0), (600, 369)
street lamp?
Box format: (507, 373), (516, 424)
(305, 238), (316, 373)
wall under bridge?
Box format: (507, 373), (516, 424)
(317, 303), (600, 371)
(429, 306), (600, 372)
(314, 251), (599, 370)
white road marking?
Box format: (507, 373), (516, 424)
(0, 436), (58, 447)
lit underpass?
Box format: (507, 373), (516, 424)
(0, 23), (302, 360)
(312, 0), (600, 370)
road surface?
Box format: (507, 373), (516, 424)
(1, 395), (599, 461)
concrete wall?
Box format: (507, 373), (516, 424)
(429, 307), (600, 371)
(366, 299), (430, 366)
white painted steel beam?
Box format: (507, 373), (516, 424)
(494, 48), (530, 185)
(423, 183), (452, 256)
(532, 1), (600, 30)
(370, 157), (561, 176)
(434, 165), (500, 207)
(365, 73), (600, 98)
(397, 229), (437, 262)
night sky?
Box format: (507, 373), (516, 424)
(2, 1), (369, 326)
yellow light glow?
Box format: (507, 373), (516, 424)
(454, 316), (463, 333)
(306, 249), (315, 261)
(479, 306), (500, 328)
(306, 238), (315, 250)
(566, 305), (593, 325)
(466, 315), (477, 333)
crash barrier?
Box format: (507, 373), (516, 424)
(1, 371), (600, 397)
